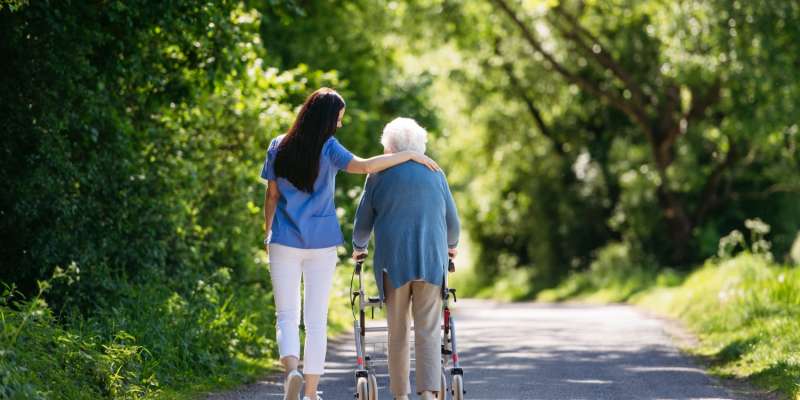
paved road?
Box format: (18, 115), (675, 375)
(205, 300), (740, 400)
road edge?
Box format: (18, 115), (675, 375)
(637, 307), (781, 400)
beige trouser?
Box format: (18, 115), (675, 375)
(384, 273), (443, 396)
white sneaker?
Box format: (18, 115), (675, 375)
(284, 370), (303, 400)
(419, 392), (436, 400)
(301, 396), (322, 400)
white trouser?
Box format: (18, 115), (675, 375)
(268, 243), (338, 375)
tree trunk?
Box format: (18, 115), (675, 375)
(650, 124), (694, 264)
(656, 184), (694, 263)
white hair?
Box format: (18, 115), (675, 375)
(381, 117), (428, 153)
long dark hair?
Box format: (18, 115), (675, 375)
(274, 88), (346, 192)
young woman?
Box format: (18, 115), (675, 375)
(260, 87), (439, 400)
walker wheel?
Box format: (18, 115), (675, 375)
(437, 370), (448, 400)
(368, 374), (379, 400)
(452, 374), (464, 400)
(356, 377), (369, 400)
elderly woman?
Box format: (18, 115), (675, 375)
(352, 117), (460, 400)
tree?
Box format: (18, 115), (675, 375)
(484, 0), (800, 264)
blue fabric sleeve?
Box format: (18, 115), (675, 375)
(259, 139), (278, 181)
(440, 172), (460, 248)
(327, 137), (355, 170)
(352, 175), (376, 251)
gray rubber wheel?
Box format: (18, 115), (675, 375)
(356, 377), (369, 400)
(369, 374), (379, 400)
(437, 370), (448, 400)
(452, 374), (464, 400)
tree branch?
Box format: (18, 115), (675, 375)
(730, 183), (800, 200)
(549, 5), (650, 110)
(490, 0), (654, 140)
(655, 82), (682, 167)
(493, 39), (566, 156)
(657, 79), (722, 168)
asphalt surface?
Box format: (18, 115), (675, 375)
(205, 300), (741, 400)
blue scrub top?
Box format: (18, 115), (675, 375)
(260, 134), (354, 249)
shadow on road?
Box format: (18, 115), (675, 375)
(206, 301), (739, 400)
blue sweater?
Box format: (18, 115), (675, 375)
(352, 161), (460, 300)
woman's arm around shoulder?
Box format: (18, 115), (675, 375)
(345, 151), (441, 174)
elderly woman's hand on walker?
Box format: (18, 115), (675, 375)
(448, 247), (458, 259)
(352, 249), (368, 261)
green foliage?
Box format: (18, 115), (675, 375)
(473, 266), (538, 302)
(409, 0), (800, 292)
(0, 0), (351, 312)
(0, 0), (26, 12)
(537, 242), (679, 303)
(1, 0), (438, 397)
(1, 0), (255, 301)
(0, 2), (380, 400)
(0, 271), (277, 399)
(3, 0), (798, 396)
(637, 255), (800, 400)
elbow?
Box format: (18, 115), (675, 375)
(267, 185), (280, 202)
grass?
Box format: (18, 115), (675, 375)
(634, 255), (800, 399)
(537, 249), (800, 400)
(153, 354), (275, 400)
(537, 243), (684, 303)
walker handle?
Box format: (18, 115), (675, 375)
(448, 258), (456, 273)
(354, 253), (367, 274)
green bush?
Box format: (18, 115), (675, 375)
(0, 0), (249, 299)
(0, 0), (338, 309)
(1, 284), (156, 399)
(1, 270), (277, 399)
(538, 242), (671, 302)
(0, 4), (312, 389)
